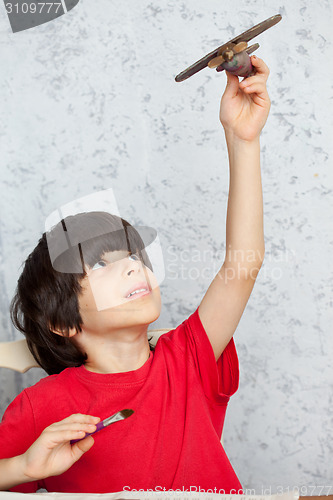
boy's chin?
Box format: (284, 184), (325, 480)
(94, 296), (161, 324)
(114, 299), (161, 323)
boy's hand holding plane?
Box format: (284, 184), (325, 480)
(220, 56), (271, 142)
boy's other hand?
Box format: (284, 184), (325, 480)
(21, 413), (101, 482)
(219, 56), (271, 142)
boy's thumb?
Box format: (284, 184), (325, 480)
(223, 71), (239, 98)
(73, 436), (95, 459)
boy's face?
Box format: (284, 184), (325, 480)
(77, 249), (161, 332)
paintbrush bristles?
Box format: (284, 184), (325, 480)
(120, 409), (134, 418)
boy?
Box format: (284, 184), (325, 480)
(0, 56), (270, 493)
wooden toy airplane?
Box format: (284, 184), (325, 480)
(175, 14), (282, 82)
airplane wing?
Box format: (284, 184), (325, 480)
(175, 14), (282, 82)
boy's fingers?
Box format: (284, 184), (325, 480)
(240, 82), (268, 96)
(51, 429), (87, 444)
(223, 71), (239, 98)
(49, 422), (97, 434)
(242, 86), (270, 107)
(50, 414), (100, 428)
(66, 414), (100, 423)
(41, 415), (100, 442)
(240, 75), (259, 88)
(250, 56), (270, 81)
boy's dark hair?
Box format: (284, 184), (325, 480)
(10, 212), (156, 375)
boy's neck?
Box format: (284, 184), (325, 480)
(77, 328), (152, 374)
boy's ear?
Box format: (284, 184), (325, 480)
(50, 326), (77, 338)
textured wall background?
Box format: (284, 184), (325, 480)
(0, 0), (332, 492)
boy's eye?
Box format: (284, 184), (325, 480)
(128, 253), (141, 262)
(90, 253), (141, 271)
(91, 260), (107, 271)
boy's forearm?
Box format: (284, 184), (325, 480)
(0, 455), (32, 490)
(223, 131), (265, 276)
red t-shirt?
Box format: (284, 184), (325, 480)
(0, 307), (242, 493)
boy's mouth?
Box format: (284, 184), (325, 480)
(124, 281), (151, 300)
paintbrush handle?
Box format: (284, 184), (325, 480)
(70, 420), (105, 444)
(70, 409), (134, 444)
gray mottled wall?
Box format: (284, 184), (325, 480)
(0, 0), (332, 492)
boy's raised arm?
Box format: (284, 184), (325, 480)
(198, 56), (271, 361)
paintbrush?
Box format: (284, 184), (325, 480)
(70, 409), (134, 444)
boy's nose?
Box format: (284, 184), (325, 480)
(124, 258), (151, 284)
(123, 258), (144, 276)
(126, 263), (143, 276)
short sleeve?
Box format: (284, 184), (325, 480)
(0, 390), (39, 492)
(164, 307), (239, 404)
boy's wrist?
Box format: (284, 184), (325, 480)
(224, 128), (260, 149)
(0, 455), (36, 490)
(13, 454), (37, 484)
(224, 131), (261, 166)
